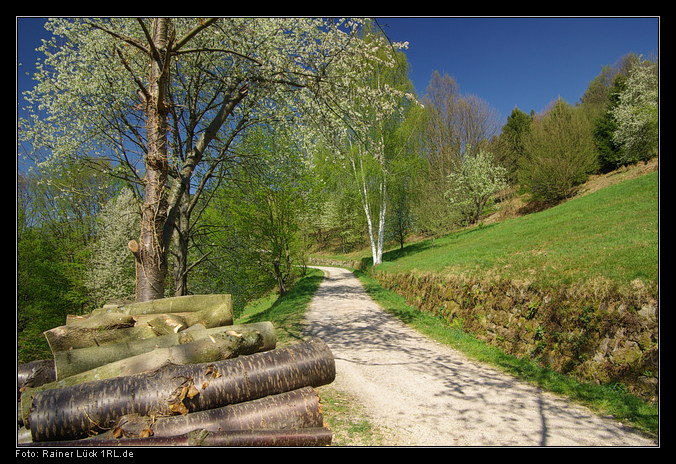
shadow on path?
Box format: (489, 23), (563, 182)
(304, 266), (657, 447)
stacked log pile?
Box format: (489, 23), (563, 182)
(17, 294), (336, 447)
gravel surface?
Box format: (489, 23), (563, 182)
(304, 266), (657, 447)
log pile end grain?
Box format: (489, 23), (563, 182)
(17, 294), (336, 447)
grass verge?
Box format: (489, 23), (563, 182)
(235, 268), (324, 346)
(354, 269), (659, 438)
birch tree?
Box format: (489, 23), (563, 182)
(19, 17), (392, 300)
(309, 28), (418, 266)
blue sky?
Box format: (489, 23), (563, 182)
(17, 16), (659, 127)
(377, 17), (659, 124)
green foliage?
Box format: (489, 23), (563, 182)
(17, 230), (78, 362)
(189, 125), (321, 309)
(589, 72), (627, 173)
(17, 162), (117, 361)
(593, 101), (623, 173)
(580, 64), (616, 107)
(520, 99), (598, 203)
(235, 268), (325, 346)
(494, 107), (533, 183)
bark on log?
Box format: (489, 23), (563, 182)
(131, 303), (233, 332)
(94, 387), (324, 439)
(18, 427), (333, 447)
(119, 294), (232, 316)
(18, 360), (55, 393)
(28, 338), (335, 442)
(19, 388), (325, 445)
(52, 322), (275, 380)
(43, 324), (162, 352)
(18, 360), (56, 425)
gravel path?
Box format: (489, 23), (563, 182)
(303, 266), (657, 447)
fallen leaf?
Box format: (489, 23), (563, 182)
(186, 384), (200, 399)
(169, 402), (189, 415)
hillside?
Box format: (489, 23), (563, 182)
(315, 159), (658, 290)
(315, 161), (659, 402)
(377, 167), (658, 290)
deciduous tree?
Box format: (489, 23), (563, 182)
(521, 99), (598, 203)
(445, 149), (507, 225)
(611, 56), (659, 165)
(308, 28), (418, 266)
(20, 18), (398, 299)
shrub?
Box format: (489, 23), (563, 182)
(520, 99), (598, 203)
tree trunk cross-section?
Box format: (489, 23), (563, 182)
(28, 338), (335, 442)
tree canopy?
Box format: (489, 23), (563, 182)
(19, 17), (412, 300)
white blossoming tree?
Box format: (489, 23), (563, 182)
(86, 187), (140, 306)
(445, 149), (507, 225)
(611, 56), (659, 165)
(20, 17), (408, 299)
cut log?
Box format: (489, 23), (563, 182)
(19, 388), (326, 445)
(131, 303), (234, 332)
(42, 308), (232, 354)
(63, 311), (136, 329)
(120, 294), (232, 316)
(18, 427), (333, 447)
(18, 360), (56, 425)
(16, 359), (56, 427)
(94, 387), (324, 439)
(71, 294), (232, 318)
(44, 294), (233, 352)
(28, 338), (335, 442)
(18, 360), (55, 393)
(43, 324), (162, 352)
(20, 324), (276, 426)
(51, 322), (275, 380)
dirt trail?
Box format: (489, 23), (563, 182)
(303, 266), (657, 447)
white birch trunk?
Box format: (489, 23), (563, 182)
(374, 178), (387, 266)
(351, 153), (383, 267)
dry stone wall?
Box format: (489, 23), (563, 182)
(371, 270), (658, 402)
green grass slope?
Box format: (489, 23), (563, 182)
(377, 171), (658, 291)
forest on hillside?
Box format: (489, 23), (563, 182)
(17, 18), (658, 362)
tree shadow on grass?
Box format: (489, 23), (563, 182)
(240, 270), (325, 346)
